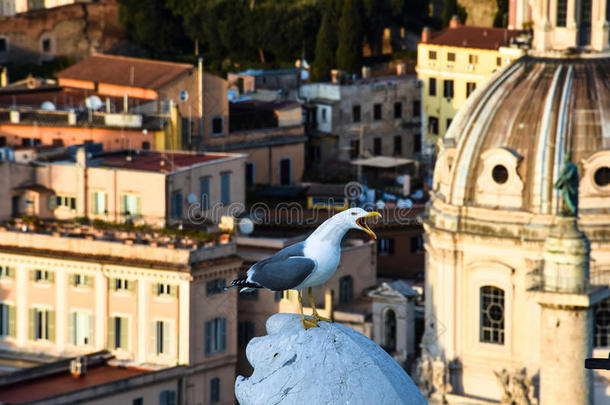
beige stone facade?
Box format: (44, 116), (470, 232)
(300, 74), (422, 167)
(8, 150), (246, 226)
(423, 47), (610, 405)
(0, 1), (122, 64)
(0, 228), (242, 405)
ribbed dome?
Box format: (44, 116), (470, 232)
(434, 55), (610, 217)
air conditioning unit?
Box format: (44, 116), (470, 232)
(467, 64), (474, 71)
(70, 356), (87, 377)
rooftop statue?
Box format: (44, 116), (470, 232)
(236, 314), (427, 405)
(554, 156), (579, 216)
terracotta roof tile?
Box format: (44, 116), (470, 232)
(57, 54), (194, 90)
(423, 26), (524, 50)
(100, 151), (231, 172)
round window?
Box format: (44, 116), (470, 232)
(594, 166), (610, 187)
(492, 164), (509, 184)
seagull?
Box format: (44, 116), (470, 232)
(228, 208), (381, 329)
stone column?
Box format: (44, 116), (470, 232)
(535, 217), (609, 405)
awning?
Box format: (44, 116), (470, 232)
(350, 156), (414, 168)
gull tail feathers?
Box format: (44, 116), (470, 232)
(226, 276), (262, 293)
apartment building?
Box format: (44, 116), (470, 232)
(206, 99), (306, 186)
(415, 17), (525, 152)
(56, 54), (229, 149)
(0, 222), (242, 405)
(8, 148), (246, 226)
(300, 68), (422, 170)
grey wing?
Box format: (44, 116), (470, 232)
(249, 256), (315, 291)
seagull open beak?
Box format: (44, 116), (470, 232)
(356, 211), (382, 240)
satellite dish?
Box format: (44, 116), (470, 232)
(238, 218), (254, 235)
(41, 101), (56, 111)
(85, 95), (103, 110)
(187, 193), (198, 204)
(397, 199), (413, 209)
(179, 90), (188, 102)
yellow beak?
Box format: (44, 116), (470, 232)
(356, 211), (382, 240)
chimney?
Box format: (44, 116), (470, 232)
(331, 69), (341, 84)
(421, 27), (431, 43)
(450, 15), (461, 28)
(396, 63), (407, 76)
(198, 57), (204, 140)
(70, 356), (87, 378)
(361, 66), (371, 79)
(9, 110), (19, 124)
(0, 68), (7, 87)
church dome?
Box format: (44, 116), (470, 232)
(432, 55), (610, 238)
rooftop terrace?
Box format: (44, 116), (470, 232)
(0, 217), (235, 269)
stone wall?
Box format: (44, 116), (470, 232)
(0, 0), (123, 65)
(460, 0), (498, 27)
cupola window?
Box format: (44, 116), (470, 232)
(594, 166), (610, 187)
(492, 164), (509, 184)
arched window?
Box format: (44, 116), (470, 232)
(339, 275), (353, 305)
(384, 308), (397, 352)
(594, 297), (610, 347)
(480, 286), (505, 344)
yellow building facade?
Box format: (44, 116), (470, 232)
(416, 20), (525, 149)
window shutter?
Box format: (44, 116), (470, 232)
(69, 274), (75, 286)
(152, 283), (158, 296)
(108, 278), (116, 292)
(120, 317), (128, 350)
(7, 267), (14, 279)
(88, 314), (94, 346)
(220, 318), (226, 352)
(69, 312), (75, 345)
(107, 317), (115, 349)
(164, 321), (171, 355)
(30, 270), (36, 281)
(169, 390), (176, 405)
(136, 196), (142, 216)
(205, 321), (211, 355)
(389, 239), (395, 255)
(170, 285), (177, 298)
(47, 310), (55, 342)
(85, 275), (93, 288)
(120, 195), (126, 215)
(29, 308), (35, 340)
(48, 195), (57, 210)
(159, 391), (167, 405)
(8, 305), (16, 338)
(48, 271), (54, 283)
(128, 279), (136, 293)
(91, 192), (97, 214)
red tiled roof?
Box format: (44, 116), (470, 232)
(0, 364), (147, 403)
(101, 152), (230, 172)
(423, 26), (524, 50)
(56, 54), (194, 90)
